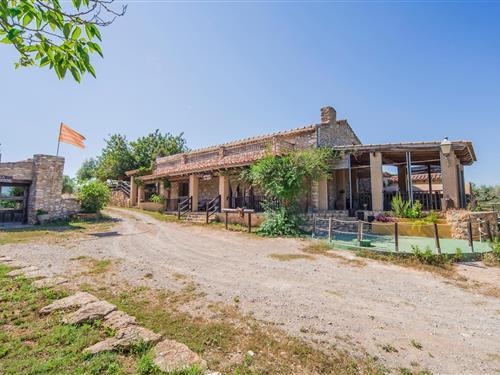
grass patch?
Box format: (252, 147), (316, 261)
(71, 256), (114, 275)
(0, 216), (116, 246)
(0, 264), (129, 374)
(302, 241), (366, 267)
(83, 282), (385, 375)
(269, 253), (315, 261)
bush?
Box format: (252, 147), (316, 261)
(411, 245), (455, 267)
(77, 180), (111, 213)
(391, 194), (423, 219)
(258, 205), (303, 237)
(149, 194), (163, 203)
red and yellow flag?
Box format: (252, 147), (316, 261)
(58, 123), (86, 149)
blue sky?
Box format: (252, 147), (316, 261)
(1, 2), (499, 184)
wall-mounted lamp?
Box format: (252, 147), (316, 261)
(440, 137), (452, 156)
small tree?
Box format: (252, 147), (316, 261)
(95, 134), (135, 181)
(77, 180), (110, 213)
(76, 158), (98, 183)
(245, 148), (338, 236)
(62, 175), (76, 194)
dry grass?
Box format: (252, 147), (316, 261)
(71, 256), (114, 275)
(73, 278), (385, 375)
(302, 241), (366, 267)
(269, 253), (315, 261)
(0, 218), (115, 246)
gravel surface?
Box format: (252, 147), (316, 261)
(2, 207), (499, 374)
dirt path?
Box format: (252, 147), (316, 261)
(2, 207), (499, 374)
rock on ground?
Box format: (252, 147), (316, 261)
(103, 310), (137, 330)
(84, 325), (162, 354)
(153, 338), (207, 373)
(7, 265), (39, 277)
(63, 300), (116, 324)
(32, 276), (68, 289)
(39, 292), (99, 314)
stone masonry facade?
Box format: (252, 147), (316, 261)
(0, 155), (80, 224)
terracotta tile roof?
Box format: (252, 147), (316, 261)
(389, 173), (442, 183)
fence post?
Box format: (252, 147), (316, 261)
(394, 222), (399, 252)
(485, 221), (493, 242)
(248, 212), (252, 233)
(357, 220), (362, 242)
(205, 202), (209, 224)
(467, 219), (474, 252)
(328, 218), (332, 242)
(433, 223), (441, 254)
(224, 211), (228, 230)
(177, 204), (181, 220)
(312, 214), (316, 238)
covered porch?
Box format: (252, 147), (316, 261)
(320, 140), (476, 215)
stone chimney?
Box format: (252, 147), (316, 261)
(320, 106), (337, 125)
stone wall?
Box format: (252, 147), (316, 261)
(446, 210), (498, 240)
(0, 160), (33, 180)
(198, 178), (219, 202)
(0, 155), (81, 224)
(110, 190), (130, 208)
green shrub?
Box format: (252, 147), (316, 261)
(391, 194), (423, 219)
(77, 180), (111, 213)
(258, 205), (303, 237)
(411, 245), (452, 267)
(148, 194), (163, 203)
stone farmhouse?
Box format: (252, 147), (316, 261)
(126, 106), (476, 217)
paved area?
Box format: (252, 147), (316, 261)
(1, 207), (499, 374)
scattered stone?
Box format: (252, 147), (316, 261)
(205, 372), (221, 375)
(32, 277), (68, 289)
(153, 338), (207, 373)
(84, 325), (162, 354)
(0, 256), (13, 263)
(103, 310), (137, 330)
(7, 266), (39, 277)
(39, 292), (99, 314)
(63, 300), (116, 324)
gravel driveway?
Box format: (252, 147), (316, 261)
(2, 207), (499, 374)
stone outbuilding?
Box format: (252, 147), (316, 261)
(0, 154), (79, 225)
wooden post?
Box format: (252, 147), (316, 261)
(177, 204), (181, 220)
(328, 217), (333, 242)
(467, 219), (474, 252)
(394, 222), (399, 252)
(357, 220), (362, 242)
(205, 201), (209, 224)
(248, 212), (252, 233)
(433, 223), (441, 254)
(312, 214), (316, 238)
(224, 211), (228, 230)
(485, 221), (493, 242)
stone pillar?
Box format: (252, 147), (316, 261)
(397, 165), (407, 193)
(318, 175), (328, 211)
(218, 175), (230, 209)
(189, 174), (199, 211)
(130, 176), (137, 206)
(370, 152), (384, 211)
(138, 184), (145, 204)
(440, 150), (460, 210)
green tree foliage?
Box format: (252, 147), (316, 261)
(469, 184), (500, 211)
(62, 175), (75, 194)
(130, 129), (187, 170)
(0, 0), (125, 82)
(95, 134), (135, 181)
(78, 131), (187, 182)
(244, 148), (338, 236)
(76, 157), (97, 183)
(77, 179), (110, 212)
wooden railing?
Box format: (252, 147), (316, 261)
(177, 196), (192, 219)
(205, 195), (221, 224)
(229, 195), (275, 212)
(383, 191), (442, 211)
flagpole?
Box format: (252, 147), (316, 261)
(56, 123), (62, 156)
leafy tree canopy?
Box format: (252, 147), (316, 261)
(130, 129), (187, 170)
(76, 130), (188, 182)
(76, 157), (97, 182)
(0, 0), (125, 82)
(95, 133), (135, 181)
(62, 175), (75, 194)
